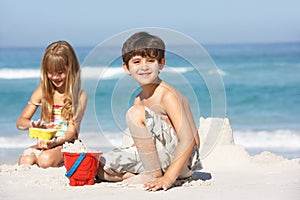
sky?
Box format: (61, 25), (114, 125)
(0, 0), (299, 47)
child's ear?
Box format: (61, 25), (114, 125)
(122, 62), (131, 75)
(159, 58), (166, 70)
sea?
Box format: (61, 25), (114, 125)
(1, 42), (300, 164)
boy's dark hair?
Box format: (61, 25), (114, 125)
(122, 32), (165, 66)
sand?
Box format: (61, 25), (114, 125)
(1, 118), (299, 200)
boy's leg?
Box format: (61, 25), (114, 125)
(126, 105), (162, 178)
(97, 163), (135, 182)
(98, 145), (145, 182)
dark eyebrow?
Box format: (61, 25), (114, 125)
(131, 57), (141, 61)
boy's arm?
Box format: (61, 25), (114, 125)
(144, 92), (196, 191)
(184, 99), (200, 147)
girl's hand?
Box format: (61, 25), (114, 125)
(46, 123), (57, 129)
(144, 176), (174, 191)
(37, 138), (55, 149)
(37, 139), (48, 149)
(30, 119), (47, 129)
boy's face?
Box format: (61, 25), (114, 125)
(123, 55), (165, 86)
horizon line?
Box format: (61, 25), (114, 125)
(0, 40), (299, 49)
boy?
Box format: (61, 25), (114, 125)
(97, 32), (201, 191)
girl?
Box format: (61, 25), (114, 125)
(16, 41), (87, 168)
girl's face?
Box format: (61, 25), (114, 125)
(47, 68), (67, 91)
(124, 56), (165, 86)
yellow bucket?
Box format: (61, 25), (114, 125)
(29, 128), (57, 141)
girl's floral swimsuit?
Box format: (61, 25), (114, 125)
(50, 105), (69, 138)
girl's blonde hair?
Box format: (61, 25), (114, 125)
(40, 41), (81, 124)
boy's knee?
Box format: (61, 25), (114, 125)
(126, 105), (145, 126)
(126, 105), (153, 139)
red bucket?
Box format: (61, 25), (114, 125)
(63, 151), (102, 186)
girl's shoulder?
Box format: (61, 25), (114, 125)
(29, 85), (43, 105)
(80, 89), (87, 97)
(79, 90), (88, 101)
(32, 85), (43, 94)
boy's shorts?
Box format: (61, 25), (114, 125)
(103, 107), (202, 179)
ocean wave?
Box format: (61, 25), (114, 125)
(234, 129), (300, 150)
(2, 129), (300, 151)
(81, 66), (123, 79)
(164, 67), (194, 74)
(82, 66), (193, 79)
(0, 134), (33, 148)
(0, 131), (124, 150)
(0, 66), (193, 80)
(0, 68), (40, 79)
(207, 69), (228, 76)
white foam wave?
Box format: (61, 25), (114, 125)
(81, 66), (123, 79)
(78, 131), (124, 149)
(164, 67), (194, 74)
(0, 131), (124, 150)
(207, 69), (228, 76)
(0, 134), (33, 148)
(82, 66), (193, 79)
(234, 129), (300, 150)
(0, 66), (193, 80)
(0, 68), (40, 79)
(2, 130), (300, 151)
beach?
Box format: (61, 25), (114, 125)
(1, 43), (300, 160)
(1, 1), (300, 199)
(1, 118), (299, 200)
(1, 42), (300, 200)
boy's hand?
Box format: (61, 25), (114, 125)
(144, 176), (173, 191)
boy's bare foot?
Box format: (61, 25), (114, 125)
(121, 173), (157, 184)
